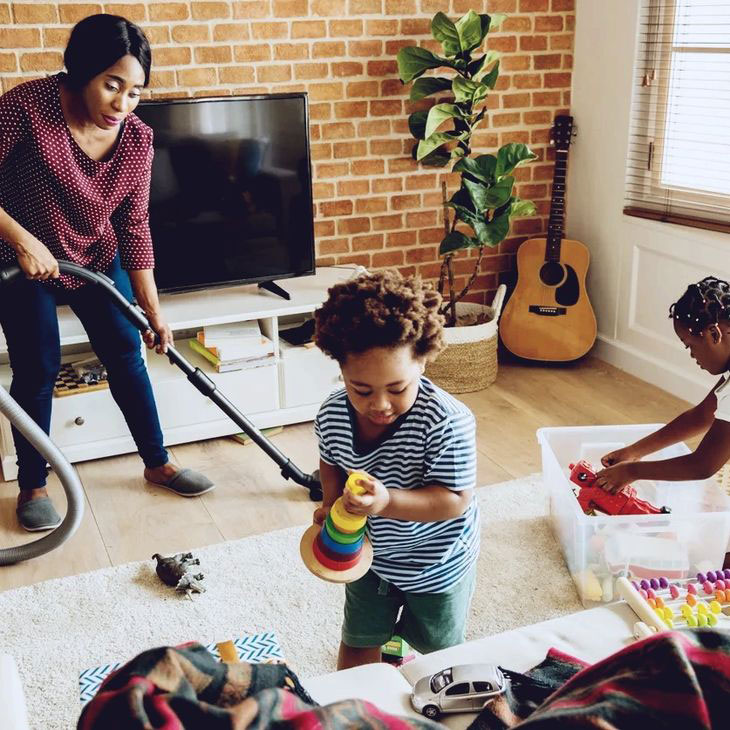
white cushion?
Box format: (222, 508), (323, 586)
(400, 603), (637, 686)
(303, 662), (415, 718)
(0, 654), (29, 730)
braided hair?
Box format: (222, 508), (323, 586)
(669, 277), (730, 336)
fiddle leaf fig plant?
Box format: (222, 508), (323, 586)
(397, 10), (538, 326)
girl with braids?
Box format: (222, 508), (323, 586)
(313, 270), (479, 670)
(596, 276), (730, 493)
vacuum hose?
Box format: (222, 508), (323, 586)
(0, 384), (85, 565)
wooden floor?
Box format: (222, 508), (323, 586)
(0, 356), (691, 592)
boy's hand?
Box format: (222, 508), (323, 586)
(594, 462), (635, 493)
(312, 505), (331, 525)
(342, 472), (390, 516)
(601, 445), (641, 467)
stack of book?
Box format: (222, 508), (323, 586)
(189, 321), (274, 373)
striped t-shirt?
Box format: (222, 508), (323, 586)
(314, 377), (480, 593)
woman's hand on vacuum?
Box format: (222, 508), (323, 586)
(15, 235), (59, 280)
(143, 310), (173, 354)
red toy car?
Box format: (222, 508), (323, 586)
(568, 460), (670, 516)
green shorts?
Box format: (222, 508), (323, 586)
(341, 565), (476, 654)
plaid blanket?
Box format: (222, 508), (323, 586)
(469, 629), (730, 729)
(77, 641), (440, 729)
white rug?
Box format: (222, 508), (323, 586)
(0, 475), (582, 729)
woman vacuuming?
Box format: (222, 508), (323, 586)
(0, 14), (213, 532)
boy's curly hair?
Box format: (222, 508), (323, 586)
(669, 276), (730, 335)
(314, 270), (445, 364)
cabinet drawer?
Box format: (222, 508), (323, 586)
(50, 389), (130, 448)
(280, 344), (342, 409)
(155, 363), (278, 430)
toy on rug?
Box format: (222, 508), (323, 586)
(152, 552), (206, 597)
(617, 569), (730, 638)
(381, 634), (416, 666)
(568, 460), (670, 516)
(300, 471), (373, 583)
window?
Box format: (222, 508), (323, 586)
(624, 0), (730, 232)
(430, 668), (453, 693)
(473, 681), (493, 693)
(444, 682), (470, 696)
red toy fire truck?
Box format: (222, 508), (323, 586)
(568, 460), (671, 516)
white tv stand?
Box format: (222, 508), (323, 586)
(0, 266), (358, 482)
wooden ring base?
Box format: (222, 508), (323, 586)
(300, 523), (373, 584)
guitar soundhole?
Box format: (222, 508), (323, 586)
(539, 261), (566, 287)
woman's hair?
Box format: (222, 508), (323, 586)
(669, 276), (730, 335)
(64, 14), (152, 90)
(314, 270), (445, 364)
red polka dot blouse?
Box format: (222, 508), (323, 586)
(0, 73), (155, 289)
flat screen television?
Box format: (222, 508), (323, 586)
(135, 93), (315, 294)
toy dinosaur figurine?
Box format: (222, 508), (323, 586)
(568, 461), (671, 516)
(152, 552), (206, 596)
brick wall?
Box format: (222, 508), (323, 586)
(0, 0), (574, 304)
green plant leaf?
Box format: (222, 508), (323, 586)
(431, 12), (461, 57)
(421, 149), (452, 167)
(495, 143), (537, 178)
(453, 154), (497, 184)
(466, 54), (487, 77)
(409, 76), (453, 101)
(397, 47), (448, 83)
(485, 13), (507, 31)
(510, 197), (537, 217)
(417, 131), (456, 160)
(480, 59), (500, 89)
(408, 110), (428, 140)
(452, 75), (489, 106)
(462, 176), (515, 213)
(481, 209), (511, 246)
(463, 177), (490, 211)
(439, 230), (474, 255)
(424, 103), (464, 139)
(483, 175), (515, 209)
(448, 203), (487, 240)
(455, 10), (483, 53)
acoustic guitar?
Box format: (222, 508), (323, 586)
(499, 115), (596, 362)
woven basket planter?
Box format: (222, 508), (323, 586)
(426, 285), (507, 394)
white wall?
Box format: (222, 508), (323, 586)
(568, 0), (730, 405)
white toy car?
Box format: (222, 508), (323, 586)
(410, 664), (507, 720)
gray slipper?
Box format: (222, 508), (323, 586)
(153, 468), (215, 497)
(17, 497), (62, 532)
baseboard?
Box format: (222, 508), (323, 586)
(593, 334), (710, 405)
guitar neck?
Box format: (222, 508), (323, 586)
(546, 149), (568, 262)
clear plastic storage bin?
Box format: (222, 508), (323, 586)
(537, 424), (730, 607)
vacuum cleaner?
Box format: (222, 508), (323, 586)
(0, 261), (323, 564)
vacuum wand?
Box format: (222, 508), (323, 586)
(0, 262), (321, 497)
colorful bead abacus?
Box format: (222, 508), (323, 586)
(617, 570), (730, 637)
(300, 472), (374, 583)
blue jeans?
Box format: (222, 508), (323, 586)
(0, 255), (168, 490)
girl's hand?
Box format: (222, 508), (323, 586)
(601, 445), (641, 467)
(342, 471), (390, 516)
(594, 462), (636, 493)
(16, 236), (59, 280)
(143, 311), (173, 354)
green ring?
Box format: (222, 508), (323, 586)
(325, 513), (366, 544)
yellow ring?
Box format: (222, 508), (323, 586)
(330, 497), (367, 533)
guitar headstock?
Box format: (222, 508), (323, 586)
(550, 115), (574, 152)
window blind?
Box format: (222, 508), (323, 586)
(624, 0), (730, 233)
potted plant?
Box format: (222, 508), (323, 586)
(397, 9), (537, 392)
